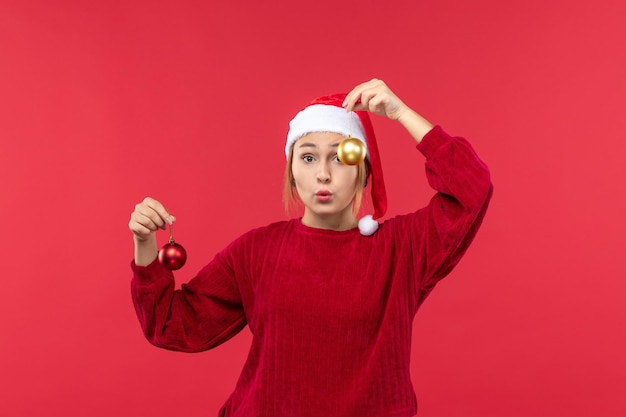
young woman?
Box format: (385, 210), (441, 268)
(129, 79), (493, 417)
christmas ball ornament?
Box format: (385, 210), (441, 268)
(158, 216), (187, 270)
(159, 240), (187, 270)
(337, 137), (366, 165)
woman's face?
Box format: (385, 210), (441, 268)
(291, 132), (359, 228)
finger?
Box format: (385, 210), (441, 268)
(345, 88), (378, 113)
(131, 208), (164, 232)
(142, 197), (175, 226)
(128, 219), (155, 239)
(350, 102), (368, 112)
(343, 78), (385, 112)
(342, 79), (376, 111)
(366, 94), (389, 115)
(342, 92), (359, 113)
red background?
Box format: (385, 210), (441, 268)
(1, 0), (625, 416)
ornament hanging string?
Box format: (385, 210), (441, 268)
(168, 215), (175, 244)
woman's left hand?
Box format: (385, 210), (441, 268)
(342, 79), (409, 121)
(343, 78), (434, 144)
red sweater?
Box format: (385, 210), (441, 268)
(131, 126), (492, 417)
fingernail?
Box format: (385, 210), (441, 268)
(166, 217), (173, 225)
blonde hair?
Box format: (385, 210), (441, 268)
(283, 144), (369, 217)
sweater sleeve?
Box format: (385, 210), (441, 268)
(130, 246), (247, 353)
(397, 126), (493, 313)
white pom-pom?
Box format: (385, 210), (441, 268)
(358, 214), (379, 236)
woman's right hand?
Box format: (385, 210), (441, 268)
(128, 197), (176, 242)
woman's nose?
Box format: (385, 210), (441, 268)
(317, 163), (331, 183)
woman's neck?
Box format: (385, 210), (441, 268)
(300, 209), (358, 231)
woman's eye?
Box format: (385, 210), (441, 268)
(333, 155), (342, 163)
(303, 155), (314, 163)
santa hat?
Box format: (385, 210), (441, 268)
(286, 93), (387, 236)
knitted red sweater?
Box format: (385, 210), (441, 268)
(131, 126), (493, 417)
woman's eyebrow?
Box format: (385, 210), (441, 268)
(298, 143), (340, 148)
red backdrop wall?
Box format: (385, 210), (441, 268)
(1, 1), (624, 416)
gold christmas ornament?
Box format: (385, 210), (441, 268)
(337, 137), (366, 165)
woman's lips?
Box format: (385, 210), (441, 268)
(315, 190), (332, 202)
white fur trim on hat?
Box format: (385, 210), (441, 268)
(285, 104), (367, 159)
(358, 214), (379, 236)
